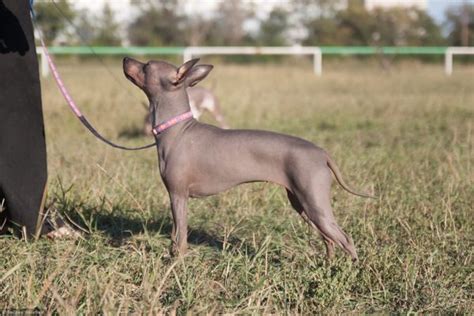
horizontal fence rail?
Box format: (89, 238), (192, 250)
(183, 46), (322, 75)
(36, 46), (473, 77)
(321, 46), (448, 55)
(39, 46), (185, 55)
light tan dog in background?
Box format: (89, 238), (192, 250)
(144, 86), (229, 135)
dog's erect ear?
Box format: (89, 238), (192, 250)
(174, 58), (200, 84)
(185, 65), (214, 87)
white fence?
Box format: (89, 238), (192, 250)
(36, 46), (474, 78)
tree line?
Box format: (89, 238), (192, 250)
(35, 0), (474, 47)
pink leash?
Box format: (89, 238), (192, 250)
(37, 36), (156, 151)
(32, 2), (193, 149)
(39, 37), (81, 117)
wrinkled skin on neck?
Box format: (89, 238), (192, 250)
(149, 89), (191, 127)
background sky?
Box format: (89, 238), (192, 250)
(428, 0), (474, 23)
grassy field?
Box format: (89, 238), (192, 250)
(1, 59), (473, 313)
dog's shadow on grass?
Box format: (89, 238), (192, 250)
(68, 208), (250, 254)
(51, 186), (255, 255)
(96, 212), (227, 250)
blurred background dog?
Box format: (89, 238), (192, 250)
(143, 86), (229, 136)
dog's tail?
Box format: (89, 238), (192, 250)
(326, 154), (376, 199)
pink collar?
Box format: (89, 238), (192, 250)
(152, 111), (194, 136)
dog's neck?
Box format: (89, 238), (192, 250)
(149, 89), (191, 127)
(149, 89), (195, 157)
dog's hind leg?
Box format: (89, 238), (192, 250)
(287, 189), (335, 259)
(291, 168), (358, 260)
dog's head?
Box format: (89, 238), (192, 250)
(123, 57), (213, 98)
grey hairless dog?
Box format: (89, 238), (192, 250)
(123, 57), (373, 260)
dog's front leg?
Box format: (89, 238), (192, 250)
(169, 193), (189, 256)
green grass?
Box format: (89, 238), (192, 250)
(1, 60), (473, 313)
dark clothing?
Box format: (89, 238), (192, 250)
(0, 0), (48, 236)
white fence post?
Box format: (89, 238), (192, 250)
(445, 47), (474, 76)
(313, 48), (322, 76)
(445, 48), (453, 76)
(36, 47), (50, 78)
(183, 47), (193, 62)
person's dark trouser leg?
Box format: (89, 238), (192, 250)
(0, 0), (48, 237)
